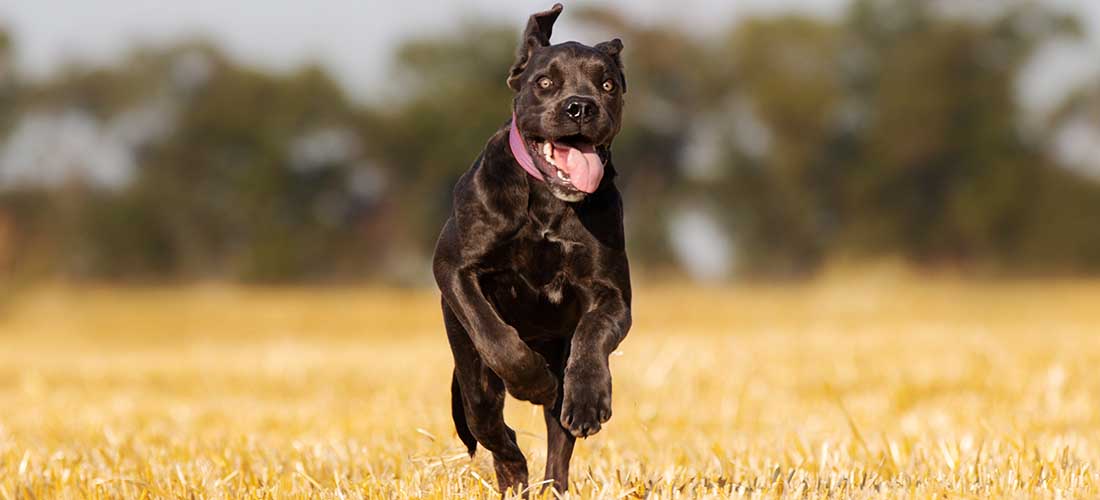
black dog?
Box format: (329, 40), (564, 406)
(432, 3), (631, 494)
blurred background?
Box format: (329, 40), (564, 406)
(4, 2), (1100, 497)
(0, 0), (1098, 286)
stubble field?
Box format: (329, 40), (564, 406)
(1, 278), (1099, 498)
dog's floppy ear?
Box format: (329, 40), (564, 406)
(595, 38), (626, 94)
(507, 3), (564, 91)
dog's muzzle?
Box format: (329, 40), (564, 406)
(509, 113), (605, 196)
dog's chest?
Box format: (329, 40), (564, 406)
(477, 220), (587, 337)
(500, 212), (588, 300)
(516, 220), (580, 278)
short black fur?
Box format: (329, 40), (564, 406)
(432, 3), (631, 495)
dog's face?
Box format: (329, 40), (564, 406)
(507, 4), (626, 202)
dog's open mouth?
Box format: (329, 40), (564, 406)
(526, 135), (605, 194)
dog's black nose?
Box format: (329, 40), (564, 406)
(563, 97), (597, 123)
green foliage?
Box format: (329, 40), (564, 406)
(0, 0), (1099, 282)
(370, 26), (518, 249)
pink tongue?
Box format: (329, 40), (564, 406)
(551, 143), (604, 193)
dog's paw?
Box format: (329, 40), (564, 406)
(560, 360), (612, 438)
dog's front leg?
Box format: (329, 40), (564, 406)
(435, 260), (559, 406)
(561, 280), (631, 437)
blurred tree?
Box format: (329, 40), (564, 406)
(1, 1), (1100, 283)
(841, 0), (1089, 271)
(2, 43), (394, 282)
(701, 0), (1100, 276)
(716, 15), (845, 276)
(134, 50), (389, 281)
(370, 25), (520, 261)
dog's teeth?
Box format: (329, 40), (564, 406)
(557, 170), (568, 181)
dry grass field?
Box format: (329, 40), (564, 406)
(2, 277), (1100, 498)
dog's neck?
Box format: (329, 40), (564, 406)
(508, 113), (546, 183)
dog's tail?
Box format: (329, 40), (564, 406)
(451, 370), (478, 456)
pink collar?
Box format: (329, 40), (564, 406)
(508, 113), (545, 182)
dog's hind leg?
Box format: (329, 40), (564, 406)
(540, 341), (576, 492)
(443, 300), (529, 495)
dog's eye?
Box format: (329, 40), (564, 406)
(538, 77), (553, 89)
(602, 79), (616, 92)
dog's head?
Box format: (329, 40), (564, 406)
(507, 3), (626, 202)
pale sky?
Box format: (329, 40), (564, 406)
(0, 0), (1097, 110)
